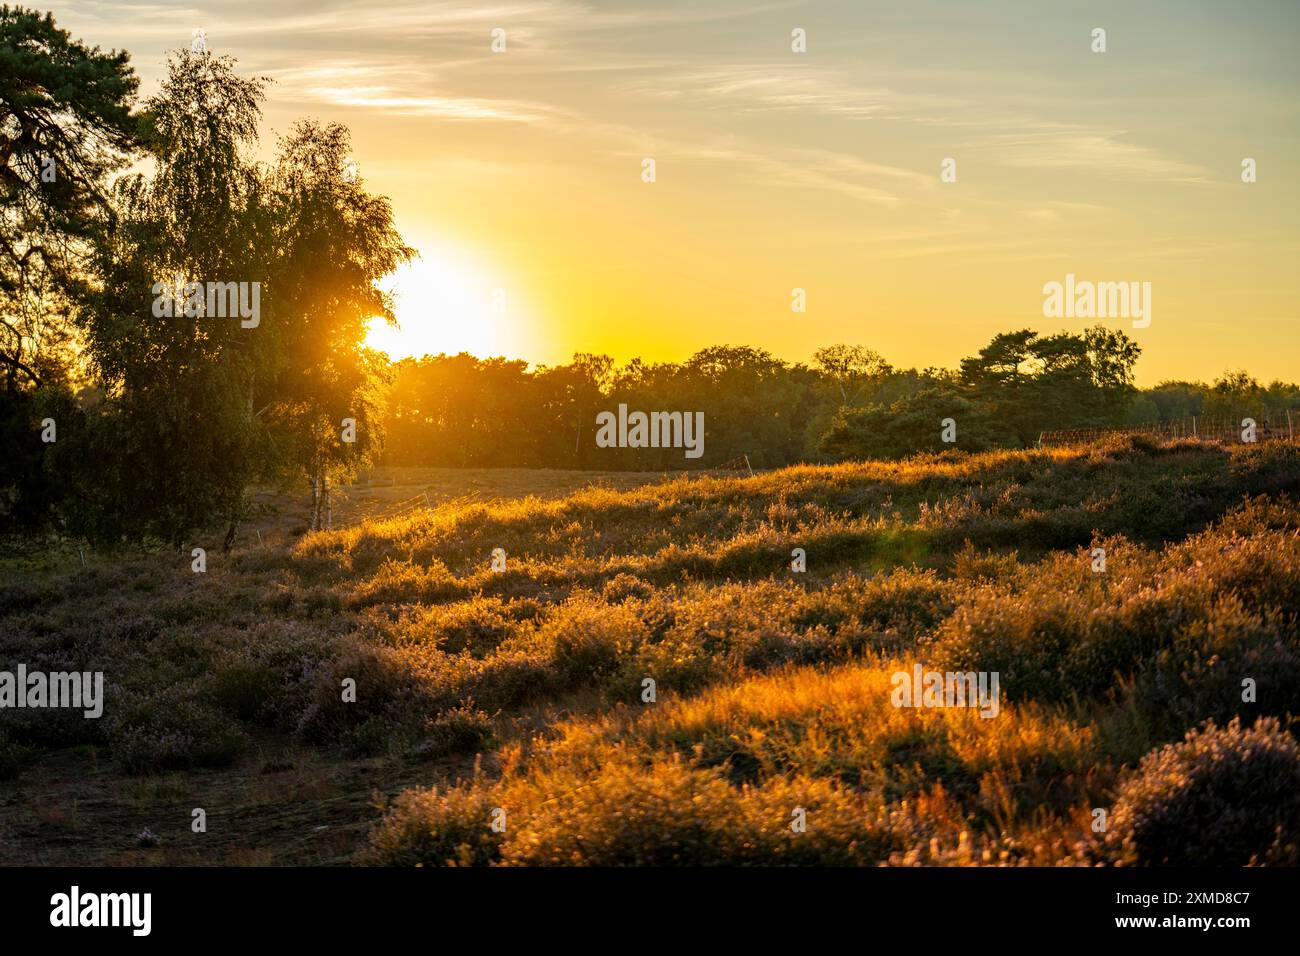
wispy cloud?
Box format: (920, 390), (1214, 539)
(269, 63), (553, 121)
(623, 66), (902, 119)
(307, 88), (550, 121)
(60, 0), (790, 44)
(960, 121), (1210, 183)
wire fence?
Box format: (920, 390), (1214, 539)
(329, 487), (435, 527)
(707, 454), (755, 477)
(1039, 412), (1298, 449)
(330, 455), (758, 528)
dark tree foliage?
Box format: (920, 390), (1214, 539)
(820, 387), (1019, 461)
(73, 50), (270, 546)
(0, 5), (136, 533)
(957, 326), (1141, 444)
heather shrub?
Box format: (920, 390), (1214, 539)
(206, 656), (283, 724)
(409, 706), (495, 760)
(1138, 599), (1300, 730)
(621, 626), (716, 699)
(1192, 528), (1300, 616)
(950, 542), (1021, 584)
(387, 598), (519, 658)
(930, 521), (1300, 710)
(366, 752), (906, 867)
(472, 649), (571, 708)
(1107, 717), (1300, 865)
(600, 572), (654, 603)
(107, 693), (250, 774)
(1213, 494), (1300, 535)
(928, 582), (1091, 702)
(348, 557), (462, 606)
(363, 661), (1109, 866)
(9, 439), (1300, 865)
(358, 780), (506, 866)
(0, 692), (106, 749)
(791, 570), (958, 649)
(295, 642), (432, 748)
(498, 757), (902, 866)
(532, 597), (645, 685)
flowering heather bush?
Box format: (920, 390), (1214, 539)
(361, 662), (1106, 866)
(928, 519), (1300, 723)
(1107, 718), (1300, 866)
(360, 780), (506, 867)
(107, 693), (250, 774)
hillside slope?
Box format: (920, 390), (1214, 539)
(3, 438), (1299, 864)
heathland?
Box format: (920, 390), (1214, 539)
(3, 437), (1298, 865)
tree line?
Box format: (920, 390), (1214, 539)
(382, 335), (1300, 471)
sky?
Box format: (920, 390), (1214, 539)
(50, 0), (1300, 385)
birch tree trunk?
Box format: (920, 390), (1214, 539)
(309, 468), (322, 531)
(322, 474), (331, 530)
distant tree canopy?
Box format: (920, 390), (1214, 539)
(820, 387), (1018, 461)
(957, 327), (1140, 444)
(381, 327), (1300, 472)
(383, 344), (821, 470)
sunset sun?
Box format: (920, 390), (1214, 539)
(365, 240), (523, 361)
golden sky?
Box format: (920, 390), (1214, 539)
(56, 0), (1300, 384)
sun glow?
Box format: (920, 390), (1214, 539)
(365, 240), (528, 361)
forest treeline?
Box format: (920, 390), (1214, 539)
(2, 9), (1297, 548)
(382, 339), (1300, 470)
